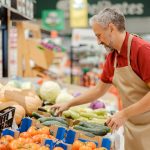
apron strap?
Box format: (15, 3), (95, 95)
(114, 34), (133, 68)
(127, 34), (133, 66)
(114, 53), (117, 68)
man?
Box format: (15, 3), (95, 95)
(52, 8), (150, 150)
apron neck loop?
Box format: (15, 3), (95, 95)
(127, 34), (133, 66)
(114, 34), (133, 68)
(114, 53), (117, 68)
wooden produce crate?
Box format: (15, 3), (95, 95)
(26, 39), (54, 70)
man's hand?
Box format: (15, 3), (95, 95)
(50, 103), (70, 116)
(106, 111), (127, 131)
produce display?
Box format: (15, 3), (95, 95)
(0, 80), (42, 124)
(62, 107), (108, 124)
(73, 121), (110, 136)
(0, 79), (113, 150)
(32, 111), (110, 137)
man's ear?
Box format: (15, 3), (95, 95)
(108, 23), (115, 32)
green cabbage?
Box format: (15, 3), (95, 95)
(40, 81), (61, 104)
(56, 90), (74, 104)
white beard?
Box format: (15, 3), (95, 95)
(104, 45), (114, 54)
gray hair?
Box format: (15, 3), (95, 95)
(89, 7), (126, 32)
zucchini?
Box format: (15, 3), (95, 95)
(32, 112), (43, 119)
(44, 101), (52, 105)
(73, 125), (110, 136)
(83, 132), (96, 138)
(52, 117), (68, 125)
(38, 107), (47, 112)
(62, 110), (71, 118)
(70, 110), (80, 119)
(79, 112), (97, 119)
(93, 109), (107, 116)
(38, 106), (57, 116)
(42, 120), (68, 128)
(79, 121), (104, 129)
(38, 117), (51, 123)
(38, 116), (68, 125)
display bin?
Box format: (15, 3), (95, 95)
(26, 39), (54, 70)
(1, 117), (111, 150)
(0, 107), (15, 133)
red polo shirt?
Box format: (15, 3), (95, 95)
(101, 32), (150, 84)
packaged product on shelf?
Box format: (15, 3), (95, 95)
(5, 0), (11, 7)
(1, 0), (5, 5)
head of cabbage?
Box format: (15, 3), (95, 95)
(56, 90), (74, 104)
(40, 81), (61, 104)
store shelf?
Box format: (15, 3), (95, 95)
(0, 4), (33, 20)
(0, 1), (35, 77)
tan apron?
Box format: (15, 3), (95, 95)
(112, 34), (150, 150)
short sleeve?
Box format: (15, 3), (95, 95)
(137, 44), (150, 83)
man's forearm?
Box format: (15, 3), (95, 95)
(68, 81), (111, 108)
(123, 92), (150, 118)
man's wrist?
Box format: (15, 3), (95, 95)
(121, 109), (129, 119)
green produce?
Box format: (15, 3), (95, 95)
(42, 120), (68, 128)
(38, 117), (51, 123)
(38, 106), (58, 116)
(56, 90), (74, 104)
(93, 108), (107, 116)
(73, 125), (110, 136)
(62, 107), (109, 124)
(38, 116), (68, 125)
(89, 118), (107, 124)
(83, 132), (96, 138)
(62, 110), (80, 119)
(79, 121), (104, 129)
(40, 81), (61, 104)
(62, 110), (72, 118)
(70, 107), (93, 113)
(70, 110), (80, 119)
(32, 112), (43, 119)
(79, 112), (98, 119)
(77, 117), (89, 121)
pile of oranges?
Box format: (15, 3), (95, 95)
(0, 126), (63, 150)
(0, 126), (107, 150)
(72, 140), (106, 150)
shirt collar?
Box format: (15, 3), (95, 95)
(118, 32), (129, 55)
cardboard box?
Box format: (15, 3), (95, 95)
(26, 39), (54, 70)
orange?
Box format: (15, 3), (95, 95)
(86, 142), (96, 149)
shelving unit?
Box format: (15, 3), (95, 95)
(70, 45), (106, 85)
(0, 0), (35, 77)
